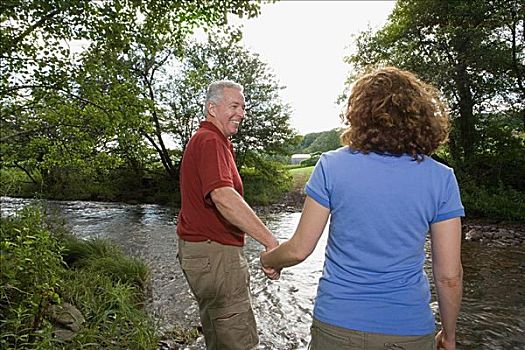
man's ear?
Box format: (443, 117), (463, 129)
(207, 102), (216, 117)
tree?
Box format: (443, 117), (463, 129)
(292, 129), (343, 154)
(294, 132), (322, 153)
(304, 128), (343, 153)
(344, 0), (524, 170)
(165, 30), (296, 169)
(1, 0), (264, 186)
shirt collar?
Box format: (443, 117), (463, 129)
(200, 120), (231, 146)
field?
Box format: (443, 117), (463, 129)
(288, 166), (314, 190)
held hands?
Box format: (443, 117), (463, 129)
(435, 330), (456, 350)
(260, 250), (281, 280)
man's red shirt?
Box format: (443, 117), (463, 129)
(177, 121), (245, 246)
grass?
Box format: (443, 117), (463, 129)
(1, 206), (159, 349)
(288, 166), (314, 190)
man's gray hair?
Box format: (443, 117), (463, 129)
(204, 80), (243, 116)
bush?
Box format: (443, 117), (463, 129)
(241, 157), (292, 205)
(300, 152), (321, 167)
(59, 271), (156, 349)
(0, 207), (158, 349)
(460, 180), (525, 222)
(0, 168), (41, 198)
(62, 237), (150, 294)
(1, 164), (180, 206)
(1, 207), (64, 347)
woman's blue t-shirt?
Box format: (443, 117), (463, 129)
(306, 147), (464, 336)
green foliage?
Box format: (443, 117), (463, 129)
(345, 0), (524, 164)
(61, 236), (120, 266)
(304, 129), (342, 153)
(0, 168), (41, 197)
(288, 166), (314, 190)
(300, 152), (321, 167)
(343, 0), (524, 219)
(0, 207), (158, 349)
(294, 129), (343, 154)
(1, 0), (265, 187)
(2, 163), (180, 205)
(241, 156), (292, 205)
(460, 180), (525, 222)
(466, 114), (525, 191)
(59, 271), (157, 349)
(62, 237), (150, 295)
(167, 29), (296, 169)
(294, 132), (321, 153)
(0, 207), (63, 348)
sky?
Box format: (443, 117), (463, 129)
(230, 1), (396, 135)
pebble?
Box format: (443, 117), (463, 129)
(463, 223), (523, 246)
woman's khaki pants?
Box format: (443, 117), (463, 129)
(309, 318), (435, 350)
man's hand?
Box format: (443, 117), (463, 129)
(260, 251), (280, 280)
(261, 264), (281, 280)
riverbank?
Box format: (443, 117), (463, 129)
(0, 208), (158, 349)
(1, 196), (523, 350)
(463, 219), (524, 246)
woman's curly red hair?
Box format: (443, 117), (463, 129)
(340, 67), (450, 161)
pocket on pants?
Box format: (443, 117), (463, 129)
(181, 256), (215, 298)
(210, 301), (258, 350)
(382, 334), (434, 350)
(224, 255), (250, 298)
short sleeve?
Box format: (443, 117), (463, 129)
(199, 139), (234, 201)
(305, 156), (330, 209)
(432, 170), (465, 223)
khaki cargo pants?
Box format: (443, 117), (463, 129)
(309, 318), (435, 350)
(178, 239), (259, 350)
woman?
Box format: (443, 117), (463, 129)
(261, 67), (464, 350)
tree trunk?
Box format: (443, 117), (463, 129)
(454, 63), (477, 164)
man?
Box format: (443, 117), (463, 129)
(177, 80), (279, 350)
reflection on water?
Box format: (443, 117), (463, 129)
(2, 197), (524, 349)
(459, 242), (525, 349)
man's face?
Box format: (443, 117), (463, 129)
(209, 87), (246, 137)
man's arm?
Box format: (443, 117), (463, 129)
(431, 217), (463, 350)
(210, 186), (278, 250)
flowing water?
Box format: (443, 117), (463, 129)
(1, 197), (524, 349)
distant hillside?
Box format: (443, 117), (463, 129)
(294, 128), (343, 154)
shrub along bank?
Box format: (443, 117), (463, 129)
(2, 159), (524, 223)
(0, 158), (293, 208)
(0, 206), (158, 349)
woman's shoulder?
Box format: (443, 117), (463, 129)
(322, 146), (355, 158)
(423, 155), (455, 172)
(419, 155), (458, 183)
(318, 147), (368, 167)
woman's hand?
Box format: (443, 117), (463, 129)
(435, 329), (456, 350)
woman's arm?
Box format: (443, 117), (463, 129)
(430, 217), (463, 350)
(260, 196), (330, 270)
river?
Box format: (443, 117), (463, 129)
(1, 197), (524, 349)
